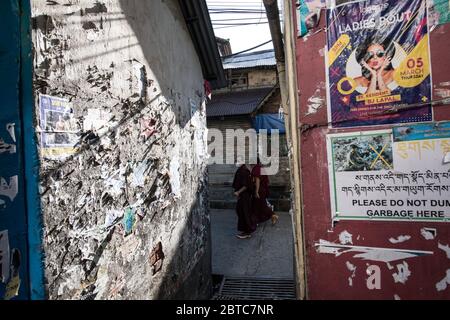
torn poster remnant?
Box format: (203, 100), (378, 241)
(0, 230), (10, 283)
(0, 176), (19, 202)
(6, 123), (16, 143)
(0, 139), (16, 155)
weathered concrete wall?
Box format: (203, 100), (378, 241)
(31, 0), (211, 300)
(248, 69), (277, 88)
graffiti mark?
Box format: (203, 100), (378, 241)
(394, 294), (401, 300)
(389, 235), (411, 244)
(0, 176), (19, 202)
(421, 228), (437, 240)
(366, 265), (381, 290)
(392, 261), (411, 284)
(315, 240), (433, 262)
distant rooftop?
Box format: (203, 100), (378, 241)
(206, 87), (274, 117)
(222, 49), (276, 70)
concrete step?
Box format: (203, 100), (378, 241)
(209, 198), (291, 212)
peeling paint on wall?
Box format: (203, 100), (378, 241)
(31, 0), (212, 300)
(305, 82), (326, 116)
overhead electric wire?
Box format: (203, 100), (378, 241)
(222, 40), (273, 58)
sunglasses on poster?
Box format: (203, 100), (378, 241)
(365, 50), (385, 61)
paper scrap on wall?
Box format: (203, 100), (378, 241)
(0, 230), (10, 284)
(39, 94), (80, 159)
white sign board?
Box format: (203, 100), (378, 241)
(327, 123), (450, 222)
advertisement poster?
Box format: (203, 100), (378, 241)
(326, 0), (433, 128)
(429, 0), (450, 27)
(298, 0), (326, 37)
(39, 94), (79, 159)
(327, 123), (450, 222)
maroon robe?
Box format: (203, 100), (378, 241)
(232, 165), (256, 234)
(251, 164), (274, 223)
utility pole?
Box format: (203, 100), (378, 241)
(263, 0), (307, 300)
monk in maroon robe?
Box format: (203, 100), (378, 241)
(232, 164), (256, 239)
(251, 161), (279, 225)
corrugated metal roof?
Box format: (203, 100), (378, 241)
(222, 49), (276, 70)
(206, 87), (273, 117)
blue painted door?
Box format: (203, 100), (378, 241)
(0, 0), (30, 300)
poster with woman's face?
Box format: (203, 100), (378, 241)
(326, 0), (432, 128)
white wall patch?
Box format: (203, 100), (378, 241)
(438, 243), (450, 259)
(420, 228), (436, 240)
(339, 230), (353, 245)
(436, 269), (450, 292)
(389, 235), (411, 244)
(346, 261), (356, 287)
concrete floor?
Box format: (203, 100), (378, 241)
(210, 209), (294, 279)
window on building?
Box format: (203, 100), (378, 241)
(229, 72), (248, 88)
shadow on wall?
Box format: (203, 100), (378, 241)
(117, 0), (212, 299)
(118, 0), (204, 130)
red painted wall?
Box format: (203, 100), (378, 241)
(294, 2), (450, 299)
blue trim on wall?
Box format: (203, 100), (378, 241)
(20, 0), (45, 300)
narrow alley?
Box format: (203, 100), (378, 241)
(0, 0), (449, 305)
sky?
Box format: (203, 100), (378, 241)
(206, 0), (276, 54)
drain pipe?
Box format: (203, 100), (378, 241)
(263, 0), (307, 300)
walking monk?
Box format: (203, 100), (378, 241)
(232, 160), (256, 239)
(251, 159), (279, 225)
